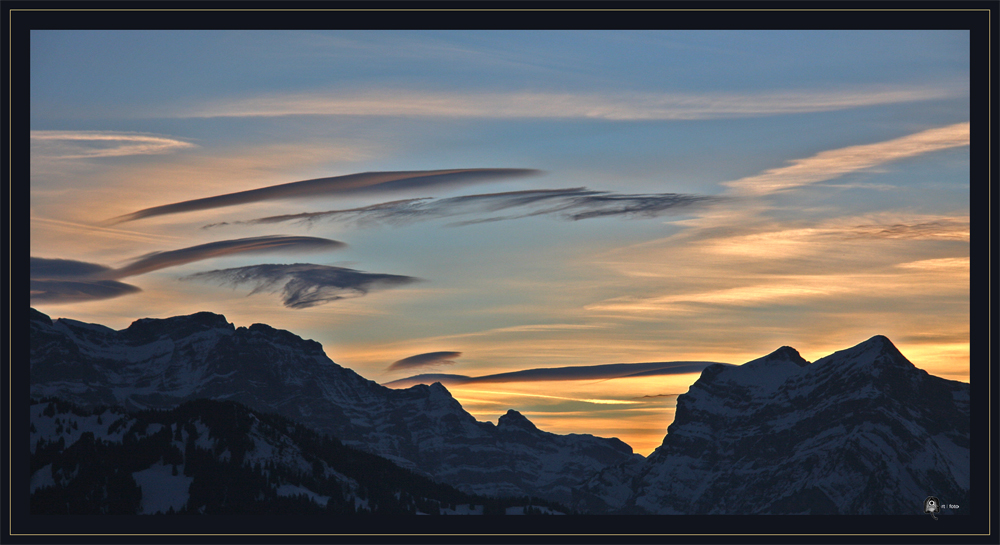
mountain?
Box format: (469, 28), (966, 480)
(29, 396), (566, 515)
(29, 308), (638, 504)
(575, 337), (970, 514)
(383, 361), (727, 389)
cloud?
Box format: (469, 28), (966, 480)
(182, 85), (963, 120)
(30, 257), (142, 304)
(846, 219), (969, 241)
(108, 235), (345, 279)
(896, 257), (969, 271)
(29, 236), (343, 304)
(30, 279), (142, 304)
(31, 130), (196, 159)
(383, 360), (725, 388)
(108, 168), (541, 224)
(450, 389), (644, 406)
(723, 122), (969, 195)
(587, 283), (857, 315)
(30, 257), (115, 279)
(184, 263), (419, 309)
(388, 351), (463, 371)
(223, 188), (719, 229)
(467, 361), (725, 383)
(693, 215), (970, 261)
(32, 216), (188, 245)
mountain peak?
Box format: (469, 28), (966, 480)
(761, 346), (810, 367)
(689, 346), (808, 395)
(846, 335), (901, 357)
(859, 334), (893, 349)
(427, 381), (454, 399)
(811, 335), (913, 374)
(605, 335), (969, 515)
(127, 311), (231, 331)
(30, 308), (52, 326)
(122, 311), (234, 343)
(30, 309), (640, 507)
(497, 409), (538, 432)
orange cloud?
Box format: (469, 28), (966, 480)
(723, 122), (969, 195)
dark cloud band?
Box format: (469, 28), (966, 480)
(109, 235), (345, 279)
(109, 168), (541, 224)
(30, 257), (115, 279)
(462, 361), (724, 383)
(389, 351), (463, 371)
(30, 236), (344, 304)
(382, 361), (729, 388)
(184, 263), (419, 309)
(224, 187), (719, 229)
(30, 257), (138, 304)
(30, 279), (141, 304)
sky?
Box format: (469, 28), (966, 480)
(29, 30), (971, 455)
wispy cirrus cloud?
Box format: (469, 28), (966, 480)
(181, 85), (963, 120)
(697, 214), (970, 260)
(846, 219), (969, 241)
(185, 263), (419, 309)
(31, 130), (197, 159)
(108, 168), (540, 224)
(586, 260), (969, 317)
(388, 351), (463, 371)
(586, 282), (855, 315)
(896, 257), (970, 271)
(210, 187), (720, 229)
(723, 122), (969, 195)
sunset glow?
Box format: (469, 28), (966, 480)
(30, 30), (970, 456)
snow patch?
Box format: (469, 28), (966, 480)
(440, 503), (484, 515)
(276, 483), (330, 507)
(30, 464), (55, 493)
(132, 462), (192, 514)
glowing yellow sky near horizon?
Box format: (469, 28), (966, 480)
(378, 332), (968, 456)
(447, 375), (697, 456)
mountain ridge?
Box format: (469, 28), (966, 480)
(575, 335), (969, 514)
(29, 396), (568, 515)
(30, 308), (970, 515)
(29, 308), (638, 504)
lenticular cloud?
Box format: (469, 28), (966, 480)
(109, 236), (345, 278)
(224, 187), (719, 229)
(30, 235), (345, 304)
(109, 168), (541, 224)
(185, 263), (419, 309)
(389, 351), (463, 371)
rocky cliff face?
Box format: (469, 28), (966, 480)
(29, 308), (637, 504)
(577, 337), (969, 514)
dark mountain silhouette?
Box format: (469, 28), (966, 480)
(29, 397), (565, 515)
(575, 338), (969, 514)
(29, 308), (637, 505)
(30, 308), (970, 515)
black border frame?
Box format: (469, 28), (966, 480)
(4, 3), (996, 543)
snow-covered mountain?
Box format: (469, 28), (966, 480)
(29, 397), (566, 515)
(575, 337), (970, 514)
(29, 308), (638, 504)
